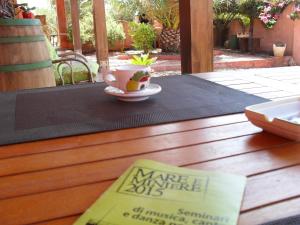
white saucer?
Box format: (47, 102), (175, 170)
(104, 83), (162, 102)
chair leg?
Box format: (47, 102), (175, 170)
(57, 62), (73, 86)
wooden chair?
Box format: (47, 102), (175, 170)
(46, 38), (99, 86)
(52, 51), (95, 85)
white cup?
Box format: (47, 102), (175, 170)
(104, 65), (151, 92)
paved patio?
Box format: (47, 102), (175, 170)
(197, 66), (300, 101)
(86, 50), (295, 74)
(94, 66), (300, 100)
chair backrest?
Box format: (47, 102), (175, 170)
(45, 36), (98, 85)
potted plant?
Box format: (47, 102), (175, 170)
(273, 41), (286, 57)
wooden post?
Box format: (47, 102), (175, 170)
(55, 0), (69, 49)
(70, 0), (82, 53)
(179, 0), (213, 74)
(93, 0), (109, 71)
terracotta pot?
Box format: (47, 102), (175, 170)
(82, 42), (95, 54)
(273, 44), (286, 57)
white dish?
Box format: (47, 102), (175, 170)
(104, 83), (162, 102)
(245, 97), (300, 141)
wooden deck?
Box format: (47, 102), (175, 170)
(0, 67), (299, 225)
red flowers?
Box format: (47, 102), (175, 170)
(22, 11), (34, 19)
(259, 0), (300, 28)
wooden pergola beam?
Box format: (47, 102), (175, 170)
(93, 0), (109, 69)
(179, 0), (213, 74)
(70, 0), (82, 53)
(55, 0), (68, 49)
(54, 0), (109, 71)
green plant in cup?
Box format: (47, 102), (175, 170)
(131, 54), (157, 66)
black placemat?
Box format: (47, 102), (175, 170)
(0, 75), (268, 146)
(260, 215), (300, 225)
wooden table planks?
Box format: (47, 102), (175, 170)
(0, 69), (300, 225)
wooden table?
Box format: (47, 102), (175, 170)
(0, 71), (300, 225)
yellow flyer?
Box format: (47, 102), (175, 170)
(74, 160), (246, 225)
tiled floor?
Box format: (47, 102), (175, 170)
(196, 66), (300, 100)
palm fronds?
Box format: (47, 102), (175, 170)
(144, 0), (179, 30)
(0, 0), (14, 18)
(213, 0), (240, 28)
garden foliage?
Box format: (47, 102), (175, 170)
(258, 0), (300, 29)
(35, 7), (57, 36)
(66, 0), (95, 45)
(213, 0), (240, 29)
(289, 0), (300, 20)
(33, 0), (300, 53)
(144, 0), (179, 30)
(66, 0), (125, 47)
(106, 0), (147, 21)
(129, 22), (156, 53)
(109, 0), (180, 52)
(106, 16), (126, 48)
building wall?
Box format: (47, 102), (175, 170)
(293, 20), (300, 64)
(253, 4), (295, 55)
(229, 4), (298, 61)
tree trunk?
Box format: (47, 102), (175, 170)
(248, 18), (254, 54)
(214, 26), (228, 48)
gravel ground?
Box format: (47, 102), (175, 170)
(151, 70), (181, 77)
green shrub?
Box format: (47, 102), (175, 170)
(106, 0), (147, 21)
(80, 1), (95, 45)
(66, 0), (95, 45)
(236, 14), (251, 27)
(129, 22), (156, 53)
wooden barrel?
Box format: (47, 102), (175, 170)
(0, 19), (56, 92)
